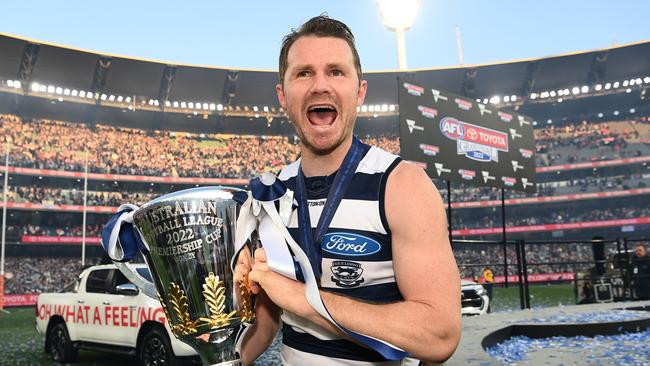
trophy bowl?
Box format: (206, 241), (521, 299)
(107, 186), (254, 366)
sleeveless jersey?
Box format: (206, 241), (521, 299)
(277, 142), (403, 364)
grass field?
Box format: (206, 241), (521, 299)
(0, 283), (576, 365)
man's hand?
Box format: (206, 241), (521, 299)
(248, 248), (315, 320)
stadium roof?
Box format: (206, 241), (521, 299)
(0, 32), (648, 133)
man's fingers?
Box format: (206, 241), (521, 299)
(254, 248), (267, 263)
(237, 247), (252, 267)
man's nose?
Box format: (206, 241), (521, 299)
(309, 72), (333, 94)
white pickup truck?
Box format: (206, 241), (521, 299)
(36, 264), (198, 366)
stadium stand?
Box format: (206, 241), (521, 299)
(0, 33), (648, 298)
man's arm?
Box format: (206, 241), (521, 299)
(234, 248), (282, 365)
(249, 162), (461, 362)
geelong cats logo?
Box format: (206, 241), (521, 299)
(331, 261), (365, 288)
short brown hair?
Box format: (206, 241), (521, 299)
(278, 15), (363, 86)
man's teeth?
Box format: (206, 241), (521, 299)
(309, 105), (335, 111)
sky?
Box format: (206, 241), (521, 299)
(1, 0), (649, 72)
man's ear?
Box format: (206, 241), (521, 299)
(357, 79), (368, 106)
(276, 84), (286, 109)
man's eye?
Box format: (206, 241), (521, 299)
(330, 70), (343, 77)
(297, 71), (311, 78)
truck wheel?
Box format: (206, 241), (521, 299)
(47, 322), (78, 363)
(138, 327), (180, 366)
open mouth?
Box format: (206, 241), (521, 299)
(307, 104), (338, 127)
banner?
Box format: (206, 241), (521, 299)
(398, 80), (536, 193)
(7, 166), (248, 185)
(21, 236), (102, 244)
(3, 294), (39, 307)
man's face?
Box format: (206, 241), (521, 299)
(277, 36), (367, 155)
(636, 245), (647, 258)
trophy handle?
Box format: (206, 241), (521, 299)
(115, 261), (158, 298)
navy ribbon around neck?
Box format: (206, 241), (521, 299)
(295, 137), (365, 279)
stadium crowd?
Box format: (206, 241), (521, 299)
(0, 242), (599, 294)
(2, 115), (648, 179)
(451, 206), (650, 230)
(6, 171), (645, 208)
(2, 256), (98, 294)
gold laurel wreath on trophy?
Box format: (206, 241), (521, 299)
(239, 271), (255, 323)
(165, 272), (255, 337)
(199, 273), (238, 329)
(168, 282), (200, 336)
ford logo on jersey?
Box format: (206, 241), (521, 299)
(322, 233), (381, 256)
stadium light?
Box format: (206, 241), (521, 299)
(595, 84), (602, 91)
(571, 87), (580, 95)
(581, 86), (589, 93)
(209, 103), (216, 111)
(604, 83), (611, 90)
(381, 104), (388, 112)
(56, 87), (63, 94)
(117, 95), (123, 102)
(217, 104), (223, 111)
(598, 113), (603, 118)
(63, 88), (70, 96)
(361, 105), (368, 112)
(613, 81), (620, 88)
(626, 88), (632, 93)
(109, 95), (116, 102)
(389, 104), (396, 112)
(623, 80), (629, 87)
(644, 76), (650, 83)
(489, 95), (500, 104)
(630, 108), (636, 114)
(504, 96), (510, 102)
(613, 110), (619, 116)
(125, 96), (131, 103)
(368, 105), (375, 112)
(173, 101), (179, 108)
(530, 93), (537, 100)
(181, 102), (187, 108)
(376, 0), (421, 70)
(549, 91), (556, 97)
(510, 95), (516, 102)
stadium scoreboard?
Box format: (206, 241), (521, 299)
(398, 79), (536, 193)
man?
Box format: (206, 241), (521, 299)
(482, 266), (494, 313)
(235, 15), (460, 365)
(631, 243), (650, 300)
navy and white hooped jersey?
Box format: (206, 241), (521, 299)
(277, 142), (403, 364)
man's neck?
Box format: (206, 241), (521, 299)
(300, 136), (353, 177)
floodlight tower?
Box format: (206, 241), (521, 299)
(376, 0), (421, 70)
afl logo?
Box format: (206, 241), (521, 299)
(322, 233), (381, 256)
(440, 117), (464, 140)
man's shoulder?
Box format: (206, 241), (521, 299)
(356, 144), (401, 175)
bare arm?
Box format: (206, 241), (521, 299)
(249, 162), (461, 362)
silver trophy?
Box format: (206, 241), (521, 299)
(110, 187), (255, 366)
